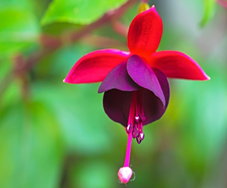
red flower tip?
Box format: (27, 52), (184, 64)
(64, 49), (129, 84)
(118, 167), (133, 184)
(205, 75), (210, 80)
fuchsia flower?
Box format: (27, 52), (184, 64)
(64, 6), (209, 184)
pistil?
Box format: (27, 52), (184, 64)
(125, 92), (137, 163)
(117, 90), (146, 184)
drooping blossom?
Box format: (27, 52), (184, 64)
(64, 5), (209, 184)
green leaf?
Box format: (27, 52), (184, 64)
(173, 63), (227, 167)
(200, 0), (216, 26)
(31, 82), (113, 155)
(0, 0), (39, 57)
(41, 0), (127, 25)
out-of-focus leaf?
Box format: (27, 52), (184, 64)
(31, 82), (113, 155)
(200, 0), (216, 26)
(70, 161), (116, 188)
(171, 62), (227, 170)
(0, 0), (39, 57)
(41, 0), (127, 25)
(0, 80), (21, 110)
(49, 43), (95, 76)
(0, 59), (21, 109)
(0, 101), (64, 188)
(0, 60), (11, 80)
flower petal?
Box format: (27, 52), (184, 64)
(150, 51), (210, 80)
(98, 62), (140, 93)
(127, 55), (166, 106)
(103, 90), (132, 126)
(64, 49), (129, 84)
(127, 6), (163, 59)
(142, 68), (170, 125)
(103, 68), (170, 127)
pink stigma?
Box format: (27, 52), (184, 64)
(118, 90), (145, 184)
(118, 167), (133, 184)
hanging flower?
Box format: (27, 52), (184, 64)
(64, 5), (209, 184)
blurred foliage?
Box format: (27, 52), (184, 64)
(0, 0), (39, 57)
(41, 0), (127, 25)
(0, 0), (227, 188)
(200, 0), (216, 26)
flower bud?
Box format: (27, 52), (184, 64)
(137, 2), (150, 14)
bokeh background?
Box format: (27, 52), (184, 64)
(1, 0), (227, 187)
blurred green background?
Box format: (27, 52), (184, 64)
(0, 0), (227, 187)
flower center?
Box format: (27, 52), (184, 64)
(126, 90), (145, 144)
(118, 90), (145, 184)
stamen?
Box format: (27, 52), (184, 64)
(134, 92), (140, 124)
(135, 90), (145, 144)
(136, 136), (142, 144)
(140, 121), (143, 133)
(139, 113), (146, 122)
(136, 124), (144, 144)
(137, 90), (146, 122)
(126, 124), (132, 134)
(132, 127), (138, 138)
(135, 116), (140, 123)
(139, 132), (145, 140)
